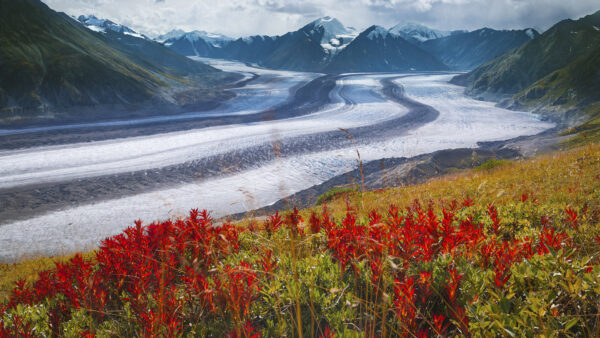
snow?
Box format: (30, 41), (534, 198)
(78, 14), (142, 36)
(367, 26), (389, 40)
(388, 22), (450, 41)
(156, 29), (186, 42)
(85, 25), (105, 33)
(0, 63), (555, 261)
(124, 31), (144, 39)
(309, 17), (357, 45)
(594, 26), (600, 31)
(79, 15), (106, 27)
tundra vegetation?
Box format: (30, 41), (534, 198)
(1, 143), (600, 337)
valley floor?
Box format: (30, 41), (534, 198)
(0, 59), (554, 261)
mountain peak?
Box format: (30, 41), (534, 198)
(366, 25), (389, 40)
(158, 29), (232, 47)
(156, 29), (186, 42)
(77, 14), (138, 36)
(303, 16), (357, 47)
(389, 22), (450, 42)
(307, 16), (355, 36)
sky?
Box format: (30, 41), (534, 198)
(43, 0), (600, 38)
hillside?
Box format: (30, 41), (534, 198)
(0, 0), (236, 124)
(420, 27), (537, 70)
(326, 26), (448, 72)
(2, 141), (599, 336)
(453, 11), (600, 103)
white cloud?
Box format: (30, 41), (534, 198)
(42, 0), (599, 37)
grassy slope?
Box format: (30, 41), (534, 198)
(458, 11), (600, 99)
(0, 0), (229, 120)
(513, 45), (600, 123)
(319, 144), (599, 222)
(421, 28), (536, 70)
(3, 143), (599, 304)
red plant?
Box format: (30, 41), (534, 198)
(487, 204), (500, 234)
(264, 211), (283, 236)
(445, 268), (463, 305)
(565, 207), (578, 230)
(432, 314), (449, 336)
(309, 211), (322, 233)
(394, 276), (417, 331)
(537, 227), (569, 255)
(320, 326), (335, 338)
(286, 207), (304, 238)
(259, 249), (278, 277)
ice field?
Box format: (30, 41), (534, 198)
(0, 61), (554, 261)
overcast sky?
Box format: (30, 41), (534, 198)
(43, 0), (600, 38)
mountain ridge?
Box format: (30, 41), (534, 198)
(451, 10), (600, 126)
(0, 0), (239, 125)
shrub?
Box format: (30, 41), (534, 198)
(315, 185), (359, 205)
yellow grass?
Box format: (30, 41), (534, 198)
(3, 143), (599, 305)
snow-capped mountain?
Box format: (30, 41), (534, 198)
(77, 15), (146, 39)
(326, 25), (448, 72)
(158, 30), (233, 47)
(152, 15), (538, 73)
(155, 29), (186, 42)
(303, 16), (358, 53)
(156, 30), (233, 57)
(388, 22), (452, 43)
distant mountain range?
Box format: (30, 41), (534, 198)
(3, 0), (599, 134)
(325, 26), (448, 72)
(453, 10), (600, 127)
(388, 22), (466, 44)
(0, 0), (239, 124)
(156, 17), (538, 73)
(420, 28), (538, 70)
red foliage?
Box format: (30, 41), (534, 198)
(0, 197), (577, 336)
(565, 207), (578, 230)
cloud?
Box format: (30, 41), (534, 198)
(42, 0), (599, 37)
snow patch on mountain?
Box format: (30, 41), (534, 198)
(388, 22), (450, 42)
(159, 29), (233, 47)
(305, 16), (358, 55)
(155, 29), (186, 42)
(77, 15), (137, 35)
(367, 26), (389, 40)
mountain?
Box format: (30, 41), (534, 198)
(453, 10), (600, 126)
(388, 22), (458, 44)
(216, 35), (278, 64)
(454, 11), (600, 97)
(0, 0), (236, 124)
(158, 29), (232, 46)
(77, 15), (144, 38)
(305, 16), (357, 55)
(325, 25), (448, 73)
(420, 28), (538, 70)
(207, 16), (358, 71)
(259, 17), (357, 70)
(158, 30), (233, 57)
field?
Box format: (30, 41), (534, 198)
(1, 143), (600, 336)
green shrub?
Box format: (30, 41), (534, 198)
(315, 185), (359, 205)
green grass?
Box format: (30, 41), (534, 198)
(474, 158), (509, 171)
(315, 185), (359, 205)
